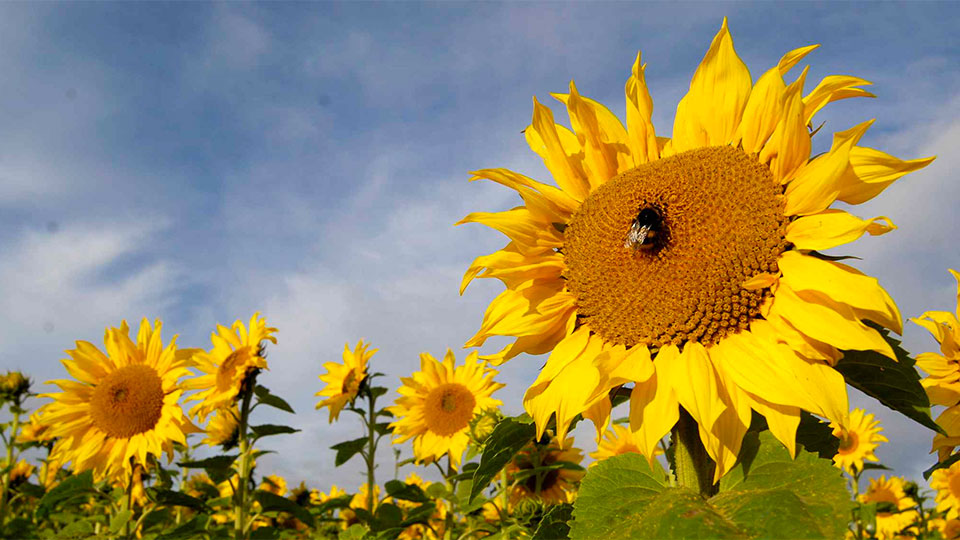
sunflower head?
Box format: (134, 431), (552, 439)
(315, 340), (376, 422)
(859, 475), (919, 539)
(38, 319), (199, 483)
(0, 371), (30, 405)
(507, 435), (584, 507)
(201, 406), (240, 449)
(829, 408), (887, 475)
(17, 412), (54, 445)
(459, 18), (933, 480)
(185, 312), (277, 423)
(387, 350), (503, 470)
(932, 460), (960, 521)
(589, 424), (656, 464)
(2, 459), (34, 489)
(259, 474), (288, 497)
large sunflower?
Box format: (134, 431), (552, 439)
(458, 18), (933, 478)
(184, 312), (277, 422)
(829, 407), (887, 475)
(38, 319), (199, 483)
(315, 340), (376, 422)
(387, 350), (503, 469)
(913, 269), (960, 461)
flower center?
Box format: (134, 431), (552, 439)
(217, 347), (255, 391)
(341, 370), (360, 396)
(524, 468), (560, 494)
(89, 364), (164, 439)
(563, 145), (787, 348)
(838, 430), (859, 455)
(423, 383), (476, 436)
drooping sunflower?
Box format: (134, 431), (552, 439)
(912, 270), (960, 461)
(507, 436), (584, 506)
(17, 412), (54, 445)
(859, 476), (918, 539)
(315, 340), (376, 422)
(829, 408), (887, 475)
(458, 18), (933, 478)
(589, 423), (655, 463)
(201, 406), (240, 448)
(388, 350), (503, 469)
(38, 319), (199, 483)
(184, 312), (277, 422)
(932, 460), (960, 521)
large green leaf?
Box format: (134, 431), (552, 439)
(254, 385), (296, 414)
(571, 432), (851, 539)
(532, 503), (573, 540)
(35, 470), (94, 519)
(469, 417), (536, 502)
(835, 328), (942, 434)
(254, 490), (315, 528)
(251, 424), (300, 439)
(794, 412), (839, 460)
(331, 437), (368, 467)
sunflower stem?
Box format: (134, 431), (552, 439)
(125, 467), (135, 539)
(234, 383), (255, 540)
(672, 408), (716, 497)
(365, 387), (377, 513)
(0, 397), (22, 529)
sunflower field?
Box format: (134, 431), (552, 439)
(1, 12), (957, 540)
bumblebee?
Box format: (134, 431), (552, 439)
(624, 207), (663, 252)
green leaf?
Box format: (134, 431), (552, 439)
(369, 386), (389, 400)
(385, 480), (429, 503)
(858, 502), (877, 532)
(794, 412), (839, 460)
(860, 463), (891, 472)
(339, 524), (368, 540)
(373, 502), (403, 530)
(177, 455), (237, 470)
(374, 422), (392, 436)
(331, 437), (368, 467)
(250, 526), (281, 539)
(254, 490), (315, 528)
(58, 517), (96, 538)
(35, 470), (94, 519)
(532, 503), (573, 540)
(835, 329), (943, 434)
(571, 432), (851, 539)
(109, 509), (133, 534)
(251, 424), (300, 439)
(924, 453), (960, 480)
(157, 515), (209, 540)
(399, 502), (437, 526)
(254, 385), (296, 414)
(470, 417), (536, 502)
(141, 507), (174, 532)
(152, 488), (209, 510)
(315, 494), (352, 515)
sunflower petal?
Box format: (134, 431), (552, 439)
(526, 98), (591, 201)
(786, 209), (896, 251)
(625, 51), (659, 165)
(836, 147), (936, 205)
(803, 75), (874, 124)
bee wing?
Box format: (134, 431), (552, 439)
(625, 222), (651, 249)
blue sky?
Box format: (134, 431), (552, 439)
(1, 3), (957, 492)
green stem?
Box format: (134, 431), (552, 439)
(0, 400), (22, 528)
(365, 389), (377, 513)
(125, 468), (135, 540)
(234, 385), (255, 540)
(671, 408), (716, 497)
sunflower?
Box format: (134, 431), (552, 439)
(507, 436), (584, 506)
(912, 270), (960, 460)
(184, 313), (277, 422)
(202, 406), (240, 448)
(388, 350), (503, 469)
(341, 484), (380, 528)
(1, 459), (34, 488)
(859, 476), (918, 539)
(589, 423), (657, 464)
(38, 319), (199, 483)
(397, 473), (447, 540)
(316, 340), (376, 422)
(829, 408), (887, 475)
(458, 18), (933, 479)
(932, 460), (960, 521)
(17, 412), (54, 445)
(259, 474), (288, 497)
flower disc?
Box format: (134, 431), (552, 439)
(564, 145), (787, 348)
(423, 383), (477, 436)
(89, 364), (164, 438)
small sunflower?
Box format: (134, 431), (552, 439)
(459, 18), (933, 479)
(342, 484), (380, 528)
(507, 436), (584, 506)
(912, 270), (960, 460)
(315, 340), (376, 422)
(17, 412), (54, 445)
(184, 312), (277, 422)
(388, 350), (503, 469)
(2, 459), (34, 488)
(201, 406), (240, 448)
(932, 460), (960, 521)
(397, 473), (446, 540)
(259, 474), (288, 497)
(829, 408), (887, 475)
(38, 319), (199, 483)
(589, 423), (655, 464)
(859, 476), (918, 539)
(183, 472), (216, 499)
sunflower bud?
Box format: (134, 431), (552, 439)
(0, 371), (30, 404)
(469, 410), (501, 445)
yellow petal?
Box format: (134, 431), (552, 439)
(672, 342), (725, 431)
(526, 97), (591, 201)
(672, 18), (752, 151)
(803, 75), (874, 125)
(836, 146), (936, 205)
(583, 396), (612, 439)
(748, 394), (801, 457)
(760, 67), (810, 182)
(625, 51), (659, 165)
(778, 251), (902, 334)
(553, 81), (631, 187)
(742, 272), (779, 290)
(629, 347), (680, 460)
(456, 208), (562, 253)
(785, 209), (896, 251)
(777, 44), (820, 75)
(769, 282), (896, 359)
